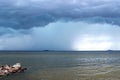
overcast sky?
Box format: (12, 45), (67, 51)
(0, 0), (120, 51)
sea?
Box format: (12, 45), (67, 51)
(0, 51), (120, 80)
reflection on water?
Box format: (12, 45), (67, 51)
(0, 51), (120, 80)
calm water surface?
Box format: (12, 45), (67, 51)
(0, 51), (120, 80)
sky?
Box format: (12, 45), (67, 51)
(0, 0), (120, 51)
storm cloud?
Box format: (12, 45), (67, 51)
(0, 0), (120, 29)
(0, 0), (120, 50)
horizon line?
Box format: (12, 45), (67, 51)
(0, 50), (119, 52)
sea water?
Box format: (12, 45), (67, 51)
(0, 51), (120, 80)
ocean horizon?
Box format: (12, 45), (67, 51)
(1, 51), (120, 80)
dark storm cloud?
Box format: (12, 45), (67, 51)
(0, 0), (120, 50)
(0, 0), (120, 29)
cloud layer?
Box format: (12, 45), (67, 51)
(0, 0), (120, 29)
(0, 0), (120, 50)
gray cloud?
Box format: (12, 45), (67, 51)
(0, 0), (120, 51)
(0, 0), (120, 29)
